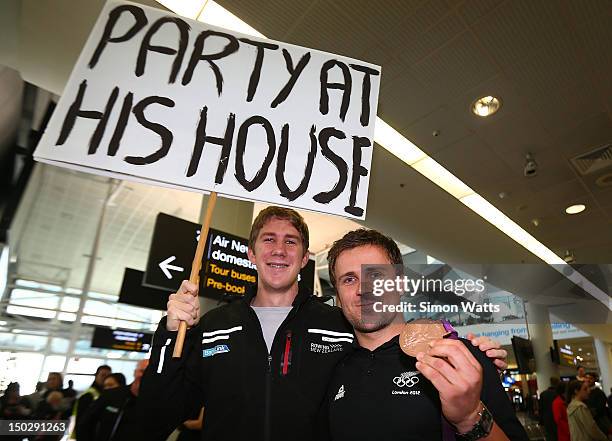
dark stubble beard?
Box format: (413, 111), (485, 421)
(349, 310), (396, 334)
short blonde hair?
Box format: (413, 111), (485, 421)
(249, 207), (309, 255)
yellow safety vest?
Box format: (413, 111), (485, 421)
(70, 386), (101, 439)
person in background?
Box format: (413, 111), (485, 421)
(0, 382), (32, 420)
(540, 377), (560, 441)
(566, 380), (608, 441)
(34, 373), (67, 422)
(32, 390), (71, 441)
(23, 381), (45, 411)
(63, 380), (77, 399)
(77, 360), (155, 441)
(608, 388), (612, 418)
(103, 373), (126, 390)
(63, 379), (78, 412)
(552, 381), (570, 441)
(70, 364), (111, 438)
(586, 373), (611, 435)
(577, 366), (587, 382)
(42, 373), (64, 400)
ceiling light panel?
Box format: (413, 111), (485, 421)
(374, 117), (427, 165)
(565, 204), (586, 215)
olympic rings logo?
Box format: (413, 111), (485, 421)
(393, 373), (420, 388)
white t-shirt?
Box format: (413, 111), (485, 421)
(251, 306), (292, 353)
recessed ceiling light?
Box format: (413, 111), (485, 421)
(565, 204), (586, 215)
(472, 96), (501, 117)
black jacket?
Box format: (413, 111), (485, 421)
(324, 336), (529, 441)
(76, 386), (157, 441)
(539, 386), (558, 440)
(140, 287), (353, 441)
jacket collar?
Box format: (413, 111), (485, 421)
(243, 283), (311, 307)
(353, 334), (400, 353)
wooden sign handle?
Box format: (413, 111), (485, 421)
(173, 192), (217, 358)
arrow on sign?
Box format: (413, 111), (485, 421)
(159, 256), (184, 279)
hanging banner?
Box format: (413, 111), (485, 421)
(33, 0), (381, 219)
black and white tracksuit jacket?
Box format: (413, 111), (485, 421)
(140, 287), (353, 441)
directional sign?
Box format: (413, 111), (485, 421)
(201, 226), (258, 299)
(143, 213), (207, 292)
(144, 213), (316, 300)
(118, 267), (171, 310)
(158, 256), (184, 279)
(91, 326), (152, 353)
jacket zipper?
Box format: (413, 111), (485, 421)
(244, 296), (306, 441)
(281, 331), (292, 376)
(264, 354), (272, 441)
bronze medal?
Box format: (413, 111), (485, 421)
(399, 318), (449, 357)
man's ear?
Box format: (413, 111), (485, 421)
(247, 247), (256, 264)
(301, 249), (310, 268)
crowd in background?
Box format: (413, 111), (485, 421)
(0, 361), (202, 441)
(539, 367), (612, 441)
(0, 363), (148, 441)
(2, 362), (611, 441)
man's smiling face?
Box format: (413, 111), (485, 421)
(333, 244), (400, 333)
(248, 217), (309, 293)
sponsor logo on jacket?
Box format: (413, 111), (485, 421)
(203, 344), (230, 357)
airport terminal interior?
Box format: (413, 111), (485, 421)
(0, 1), (611, 440)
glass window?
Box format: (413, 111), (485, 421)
(0, 332), (15, 347)
(51, 338), (69, 353)
(58, 312), (77, 322)
(83, 300), (115, 317)
(65, 374), (95, 392)
(61, 296), (80, 312)
(0, 352), (44, 395)
(13, 334), (48, 351)
(67, 357), (105, 375)
(7, 304), (56, 319)
(15, 280), (62, 292)
(89, 291), (118, 301)
(41, 355), (66, 380)
(106, 359), (139, 384)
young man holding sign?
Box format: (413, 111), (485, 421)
(322, 229), (528, 441)
(141, 207), (508, 441)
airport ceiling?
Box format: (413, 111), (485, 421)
(1, 0), (611, 301)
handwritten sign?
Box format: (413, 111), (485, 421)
(34, 1), (381, 218)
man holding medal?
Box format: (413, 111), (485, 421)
(323, 228), (528, 441)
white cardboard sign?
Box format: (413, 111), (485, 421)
(34, 1), (381, 219)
